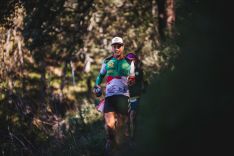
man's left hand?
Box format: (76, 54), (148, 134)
(128, 76), (135, 86)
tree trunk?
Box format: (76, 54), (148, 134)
(156, 0), (166, 40)
(156, 0), (175, 39)
(166, 0), (175, 38)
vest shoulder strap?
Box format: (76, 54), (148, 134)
(103, 55), (113, 64)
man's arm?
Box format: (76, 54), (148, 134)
(95, 63), (106, 85)
(96, 73), (105, 85)
(93, 63), (106, 97)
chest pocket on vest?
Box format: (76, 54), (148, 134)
(119, 62), (129, 76)
(107, 61), (115, 68)
(107, 61), (115, 75)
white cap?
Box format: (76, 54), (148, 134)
(111, 37), (123, 45)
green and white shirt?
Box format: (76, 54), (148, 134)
(96, 56), (135, 97)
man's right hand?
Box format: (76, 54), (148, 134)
(93, 85), (102, 97)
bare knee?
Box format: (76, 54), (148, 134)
(105, 112), (116, 128)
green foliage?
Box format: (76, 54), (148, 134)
(0, 0), (20, 27)
(0, 0), (182, 155)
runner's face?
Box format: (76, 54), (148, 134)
(112, 44), (124, 58)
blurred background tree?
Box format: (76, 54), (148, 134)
(2, 0), (231, 156)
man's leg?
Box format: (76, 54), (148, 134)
(115, 113), (129, 145)
(125, 101), (131, 138)
(104, 111), (116, 155)
(114, 95), (130, 147)
(128, 99), (139, 149)
(129, 110), (136, 140)
(104, 112), (116, 140)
